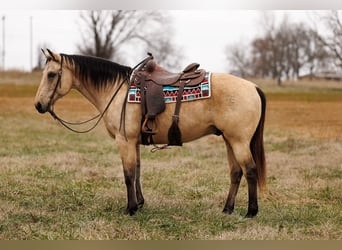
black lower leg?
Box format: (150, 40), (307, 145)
(245, 163), (258, 218)
(135, 178), (144, 208)
(223, 168), (243, 214)
(124, 169), (138, 215)
(135, 145), (144, 207)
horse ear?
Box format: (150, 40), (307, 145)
(41, 48), (48, 58)
(46, 48), (61, 62)
(46, 48), (56, 61)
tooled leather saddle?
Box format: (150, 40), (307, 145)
(132, 54), (206, 146)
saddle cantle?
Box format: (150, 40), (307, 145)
(132, 55), (206, 146)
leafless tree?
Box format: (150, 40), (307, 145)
(77, 10), (183, 68)
(225, 43), (251, 77)
(135, 20), (185, 69)
(251, 26), (286, 84)
(246, 12), (288, 84)
(243, 13), (330, 84)
(316, 11), (342, 69)
(302, 29), (330, 77)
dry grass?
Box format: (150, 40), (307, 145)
(0, 72), (341, 239)
(0, 70), (42, 86)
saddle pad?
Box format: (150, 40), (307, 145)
(128, 72), (211, 103)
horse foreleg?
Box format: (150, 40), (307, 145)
(118, 140), (138, 215)
(135, 144), (144, 208)
(123, 168), (138, 215)
(223, 140), (243, 214)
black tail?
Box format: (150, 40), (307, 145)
(250, 87), (267, 191)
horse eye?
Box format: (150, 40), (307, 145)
(48, 72), (57, 79)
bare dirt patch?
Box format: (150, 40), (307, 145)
(266, 100), (342, 139)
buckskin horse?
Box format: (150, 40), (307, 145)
(34, 49), (266, 218)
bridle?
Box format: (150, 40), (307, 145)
(47, 56), (63, 112)
(46, 53), (153, 134)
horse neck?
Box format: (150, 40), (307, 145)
(73, 76), (127, 114)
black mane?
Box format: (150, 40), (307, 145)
(61, 54), (132, 90)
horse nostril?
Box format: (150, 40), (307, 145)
(35, 102), (45, 114)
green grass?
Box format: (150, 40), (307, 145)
(1, 114), (341, 239)
(0, 78), (341, 239)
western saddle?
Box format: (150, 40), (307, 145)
(132, 54), (206, 146)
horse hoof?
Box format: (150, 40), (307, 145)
(222, 207), (234, 214)
(125, 206), (138, 216)
(137, 199), (145, 208)
(245, 209), (258, 218)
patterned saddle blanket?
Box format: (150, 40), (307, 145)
(127, 72), (211, 104)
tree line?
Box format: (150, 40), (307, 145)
(226, 11), (342, 85)
(35, 10), (342, 85)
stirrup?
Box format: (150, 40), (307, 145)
(141, 116), (159, 135)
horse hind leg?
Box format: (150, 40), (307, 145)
(227, 139), (259, 218)
(223, 139), (243, 214)
(245, 161), (258, 218)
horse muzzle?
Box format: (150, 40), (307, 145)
(34, 101), (48, 114)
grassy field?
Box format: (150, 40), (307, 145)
(0, 72), (341, 239)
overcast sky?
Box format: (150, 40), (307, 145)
(0, 10), (326, 72)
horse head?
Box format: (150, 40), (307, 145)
(34, 49), (74, 114)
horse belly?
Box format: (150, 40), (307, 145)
(151, 100), (215, 144)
